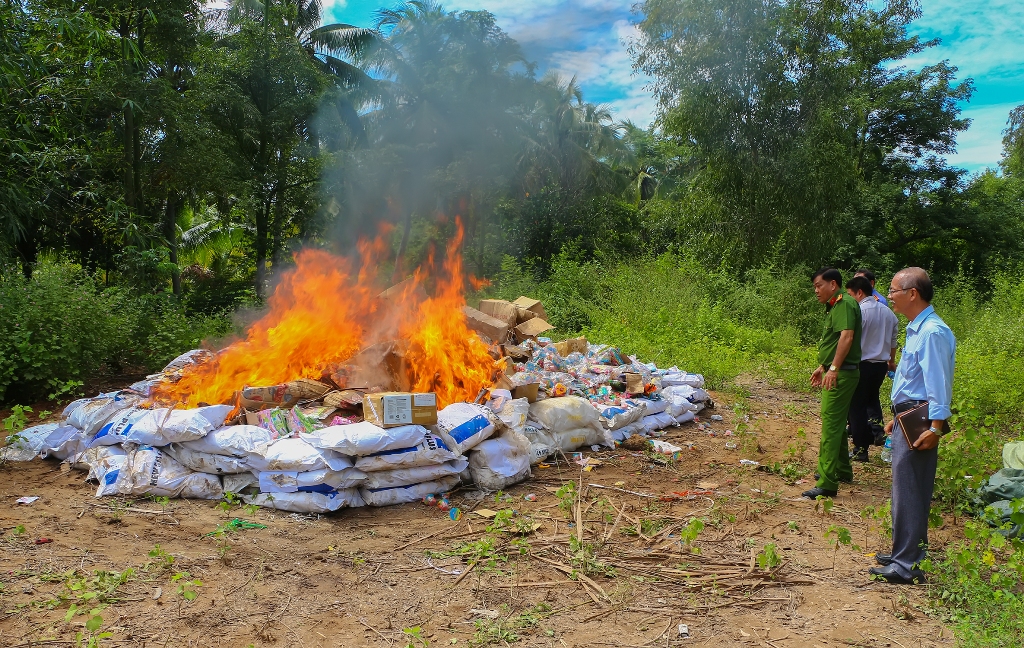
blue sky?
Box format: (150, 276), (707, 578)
(324, 0), (1024, 173)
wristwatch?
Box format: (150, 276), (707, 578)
(928, 426), (944, 437)
(828, 364), (837, 372)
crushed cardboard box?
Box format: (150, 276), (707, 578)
(478, 299), (518, 328)
(463, 306), (510, 344)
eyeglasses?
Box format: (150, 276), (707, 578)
(887, 287), (912, 296)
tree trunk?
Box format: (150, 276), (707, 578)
(123, 105), (136, 209)
(392, 210), (413, 284)
(164, 194), (183, 296)
(271, 153), (287, 272)
(255, 198), (271, 299)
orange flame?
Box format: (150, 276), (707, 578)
(155, 219), (494, 409)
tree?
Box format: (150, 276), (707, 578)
(633, 0), (973, 269)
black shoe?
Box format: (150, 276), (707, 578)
(801, 487), (838, 499)
(875, 553), (893, 566)
(850, 447), (869, 462)
(814, 472), (853, 484)
(869, 565), (926, 584)
(872, 427), (887, 446)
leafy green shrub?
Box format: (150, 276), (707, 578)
(0, 262), (124, 402)
(0, 260), (231, 404)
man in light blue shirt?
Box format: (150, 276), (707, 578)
(870, 267), (956, 585)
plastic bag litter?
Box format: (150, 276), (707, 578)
(523, 424), (611, 452)
(529, 397), (604, 434)
(598, 402), (648, 430)
(1, 423), (59, 461)
(163, 349), (214, 372)
(246, 437), (354, 472)
(661, 370), (704, 388)
(435, 403), (496, 452)
(86, 446), (128, 497)
(181, 425), (274, 457)
(241, 489), (364, 513)
(354, 434), (460, 472)
(362, 458), (468, 490)
(115, 446), (223, 499)
(164, 444), (253, 474)
(642, 412), (677, 433)
(91, 405), (232, 447)
(301, 422), (428, 456)
(256, 467), (367, 493)
(68, 394), (140, 435)
(468, 432), (532, 490)
(39, 425), (87, 461)
(359, 475), (461, 507)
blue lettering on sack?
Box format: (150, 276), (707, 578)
(104, 470), (119, 485)
(298, 484), (336, 494)
(602, 407), (626, 417)
(363, 435), (448, 458)
(448, 416), (489, 444)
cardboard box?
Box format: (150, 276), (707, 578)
(463, 306), (510, 344)
(363, 392), (438, 428)
(495, 375), (541, 403)
(378, 276), (428, 303)
(514, 316), (554, 341)
(513, 296), (548, 323)
(478, 299), (518, 328)
(553, 337), (587, 356)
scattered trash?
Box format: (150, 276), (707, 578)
(739, 459), (760, 466)
(152, 587), (162, 600)
(449, 507), (462, 521)
(724, 441), (738, 450)
(15, 496), (40, 505)
(205, 518), (268, 536)
(34, 538), (53, 545)
(710, 415), (724, 421)
(678, 624), (690, 638)
(523, 493), (537, 501)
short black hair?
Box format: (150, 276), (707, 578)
(855, 268), (876, 283)
(812, 268), (842, 285)
(845, 276), (873, 297)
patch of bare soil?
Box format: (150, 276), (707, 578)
(0, 379), (956, 647)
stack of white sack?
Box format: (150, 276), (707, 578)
(234, 437), (366, 513)
(115, 445), (224, 499)
(353, 423), (465, 506)
(467, 430), (532, 490)
(524, 396), (613, 453)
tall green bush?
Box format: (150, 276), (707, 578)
(0, 261), (231, 404)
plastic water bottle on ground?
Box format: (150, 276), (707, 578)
(881, 436), (893, 464)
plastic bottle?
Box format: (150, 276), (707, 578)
(881, 436), (893, 464)
(887, 370), (896, 380)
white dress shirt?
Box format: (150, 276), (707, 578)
(859, 296), (899, 362)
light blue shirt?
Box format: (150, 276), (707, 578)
(891, 305), (956, 419)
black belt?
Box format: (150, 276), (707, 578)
(892, 399), (927, 415)
(838, 363), (858, 371)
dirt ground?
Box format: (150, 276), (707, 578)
(0, 379), (958, 648)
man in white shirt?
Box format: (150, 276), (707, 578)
(846, 275), (899, 461)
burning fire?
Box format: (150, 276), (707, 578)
(154, 220), (496, 408)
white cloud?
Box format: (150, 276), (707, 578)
(947, 102), (1017, 172)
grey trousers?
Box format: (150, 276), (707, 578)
(889, 420), (938, 578)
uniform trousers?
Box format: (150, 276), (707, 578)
(888, 418), (938, 579)
(816, 368), (858, 491)
(849, 360), (889, 449)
